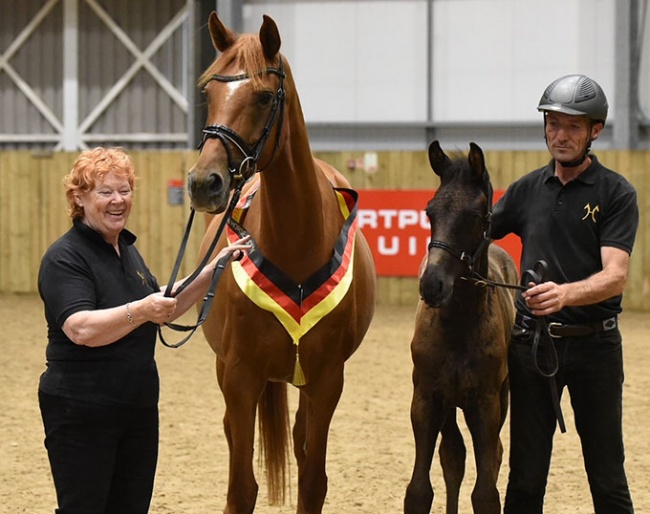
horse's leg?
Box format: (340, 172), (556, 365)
(439, 409), (466, 514)
(295, 365), (344, 514)
(293, 390), (308, 471)
(463, 394), (504, 514)
(404, 375), (444, 514)
(217, 358), (267, 514)
(217, 359), (234, 453)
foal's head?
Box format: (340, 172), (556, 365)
(419, 140), (492, 308)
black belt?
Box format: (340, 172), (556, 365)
(515, 313), (618, 339)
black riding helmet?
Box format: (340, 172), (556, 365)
(537, 74), (608, 167)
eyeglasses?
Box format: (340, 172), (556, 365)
(94, 189), (133, 199)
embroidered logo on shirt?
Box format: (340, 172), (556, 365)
(582, 203), (600, 222)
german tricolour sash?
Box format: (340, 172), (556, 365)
(226, 183), (358, 386)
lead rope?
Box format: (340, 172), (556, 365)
(520, 260), (567, 433)
(157, 183), (244, 349)
(464, 259), (566, 433)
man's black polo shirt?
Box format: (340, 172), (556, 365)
(491, 154), (638, 325)
(38, 219), (160, 407)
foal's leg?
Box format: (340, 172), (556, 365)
(440, 410), (466, 514)
(295, 365), (345, 514)
(217, 358), (267, 514)
(464, 393), (504, 514)
(404, 377), (444, 514)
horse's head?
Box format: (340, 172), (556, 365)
(419, 140), (492, 308)
(188, 12), (287, 213)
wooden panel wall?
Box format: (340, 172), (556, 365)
(1, 149), (648, 312)
(0, 150), (204, 294)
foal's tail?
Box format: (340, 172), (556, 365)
(258, 381), (291, 505)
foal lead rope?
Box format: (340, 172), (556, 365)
(519, 261), (567, 434)
(465, 260), (566, 433)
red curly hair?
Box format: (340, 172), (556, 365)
(64, 147), (137, 220)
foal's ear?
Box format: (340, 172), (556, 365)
(208, 11), (237, 52)
(428, 140), (451, 178)
(260, 15), (282, 59)
(468, 142), (487, 181)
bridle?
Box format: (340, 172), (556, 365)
(198, 56), (286, 185)
(157, 57), (286, 349)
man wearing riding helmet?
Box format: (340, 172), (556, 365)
(491, 75), (638, 513)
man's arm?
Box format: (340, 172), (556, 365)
(522, 246), (630, 316)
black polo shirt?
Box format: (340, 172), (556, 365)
(491, 154), (638, 325)
(38, 219), (160, 407)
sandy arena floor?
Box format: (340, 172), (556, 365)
(1, 293), (648, 513)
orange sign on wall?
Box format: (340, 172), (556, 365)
(357, 189), (522, 277)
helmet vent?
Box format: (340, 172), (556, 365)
(537, 74), (608, 123)
(575, 79), (596, 103)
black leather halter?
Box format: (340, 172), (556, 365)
(427, 179), (494, 273)
(198, 56), (286, 185)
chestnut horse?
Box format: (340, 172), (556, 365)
(186, 12), (376, 514)
(404, 141), (517, 514)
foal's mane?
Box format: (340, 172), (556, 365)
(198, 33), (273, 90)
(441, 150), (482, 187)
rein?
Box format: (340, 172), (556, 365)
(157, 182), (244, 349)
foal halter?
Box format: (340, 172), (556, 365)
(198, 56), (286, 185)
(427, 179), (494, 274)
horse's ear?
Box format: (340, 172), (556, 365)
(208, 11), (237, 52)
(428, 140), (451, 178)
(260, 15), (281, 59)
(468, 142), (487, 181)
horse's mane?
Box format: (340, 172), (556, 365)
(198, 34), (271, 90)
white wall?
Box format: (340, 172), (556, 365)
(243, 0), (621, 124)
(244, 1), (429, 122)
(431, 0), (616, 123)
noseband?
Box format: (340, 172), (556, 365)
(427, 180), (494, 273)
(198, 56), (286, 184)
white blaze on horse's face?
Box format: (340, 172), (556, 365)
(205, 78), (249, 126)
(225, 78), (246, 100)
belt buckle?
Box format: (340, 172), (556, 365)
(547, 322), (563, 338)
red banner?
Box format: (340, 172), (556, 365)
(357, 189), (522, 277)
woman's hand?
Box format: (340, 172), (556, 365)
(131, 292), (177, 326)
(213, 235), (252, 266)
(160, 236), (253, 322)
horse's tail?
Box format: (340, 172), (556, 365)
(257, 380), (291, 505)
